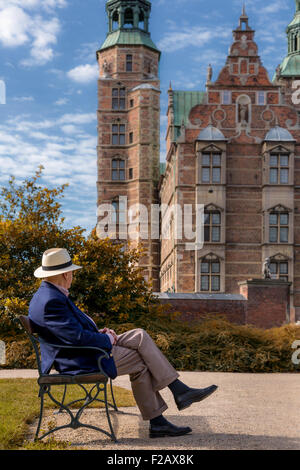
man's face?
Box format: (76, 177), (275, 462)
(65, 271), (73, 289)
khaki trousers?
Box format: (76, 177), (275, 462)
(112, 328), (179, 420)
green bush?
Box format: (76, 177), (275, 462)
(2, 316), (300, 373)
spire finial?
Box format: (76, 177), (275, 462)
(242, 3), (246, 16)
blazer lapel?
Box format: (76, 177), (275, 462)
(67, 298), (99, 332)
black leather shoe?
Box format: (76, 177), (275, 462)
(175, 384), (218, 411)
(149, 421), (192, 438)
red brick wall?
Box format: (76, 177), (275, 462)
(157, 279), (291, 329)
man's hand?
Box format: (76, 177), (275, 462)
(99, 327), (118, 345)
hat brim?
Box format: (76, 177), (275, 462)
(34, 264), (82, 279)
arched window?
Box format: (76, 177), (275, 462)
(269, 152), (289, 184)
(112, 158), (125, 181)
(204, 210), (221, 243)
(269, 210), (289, 243)
(200, 255), (221, 292)
(269, 254), (289, 282)
(139, 9), (145, 30)
(112, 87), (126, 110)
(112, 10), (119, 30)
(124, 8), (134, 28)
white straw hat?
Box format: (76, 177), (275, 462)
(34, 248), (82, 278)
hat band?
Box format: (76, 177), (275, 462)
(42, 260), (73, 271)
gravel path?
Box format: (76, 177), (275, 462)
(2, 370), (300, 450)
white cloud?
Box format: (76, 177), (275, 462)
(0, 1), (66, 66)
(67, 64), (99, 84)
(55, 97), (69, 106)
(158, 25), (230, 52)
(13, 95), (35, 102)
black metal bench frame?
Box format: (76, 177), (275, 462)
(18, 316), (118, 442)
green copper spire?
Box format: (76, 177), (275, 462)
(99, 0), (160, 54)
(276, 0), (300, 78)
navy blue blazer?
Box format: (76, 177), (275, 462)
(28, 281), (117, 379)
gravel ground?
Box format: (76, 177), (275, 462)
(2, 370), (300, 450)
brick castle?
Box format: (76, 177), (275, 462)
(96, 0), (300, 324)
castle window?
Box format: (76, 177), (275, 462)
(269, 212), (289, 243)
(130, 99), (134, 108)
(204, 210), (221, 242)
(112, 124), (126, 145)
(112, 11), (119, 30)
(126, 54), (133, 72)
(269, 153), (289, 184)
(139, 10), (145, 30)
(200, 257), (221, 292)
(112, 88), (126, 110)
(112, 159), (125, 181)
(257, 91), (266, 105)
(270, 261), (289, 282)
(222, 91), (231, 105)
(129, 168), (133, 179)
(112, 199), (126, 225)
(129, 132), (133, 144)
(124, 8), (134, 28)
(202, 152), (221, 183)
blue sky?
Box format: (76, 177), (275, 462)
(0, 0), (296, 233)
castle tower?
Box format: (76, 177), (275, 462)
(96, 0), (161, 290)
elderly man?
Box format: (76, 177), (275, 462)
(29, 248), (218, 438)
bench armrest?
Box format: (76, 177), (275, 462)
(37, 337), (111, 378)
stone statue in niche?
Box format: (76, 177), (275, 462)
(102, 59), (111, 77)
(262, 257), (272, 280)
(239, 103), (249, 124)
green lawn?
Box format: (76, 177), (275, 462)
(0, 378), (135, 450)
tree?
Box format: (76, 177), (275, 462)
(0, 166), (159, 332)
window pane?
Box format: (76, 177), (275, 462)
(204, 226), (210, 242)
(112, 170), (118, 181)
(201, 262), (209, 273)
(212, 154), (221, 166)
(211, 262), (220, 273)
(280, 155), (289, 167)
(211, 276), (220, 291)
(270, 263), (277, 274)
(112, 125), (118, 133)
(119, 170), (125, 181)
(279, 263), (288, 274)
(202, 168), (210, 183)
(258, 91), (265, 105)
(270, 155), (278, 166)
(202, 154), (210, 166)
(201, 276), (209, 291)
(212, 167), (221, 183)
(212, 227), (220, 242)
(269, 213), (278, 225)
(119, 125), (125, 133)
(119, 134), (125, 145)
(119, 88), (126, 97)
(280, 227), (289, 243)
(112, 160), (118, 169)
(212, 212), (221, 225)
(112, 89), (119, 97)
(119, 160), (125, 169)
(112, 98), (119, 109)
(119, 99), (126, 110)
(280, 213), (289, 226)
(112, 135), (119, 145)
(280, 169), (289, 184)
(204, 213), (210, 225)
(270, 168), (278, 184)
(269, 227), (278, 242)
